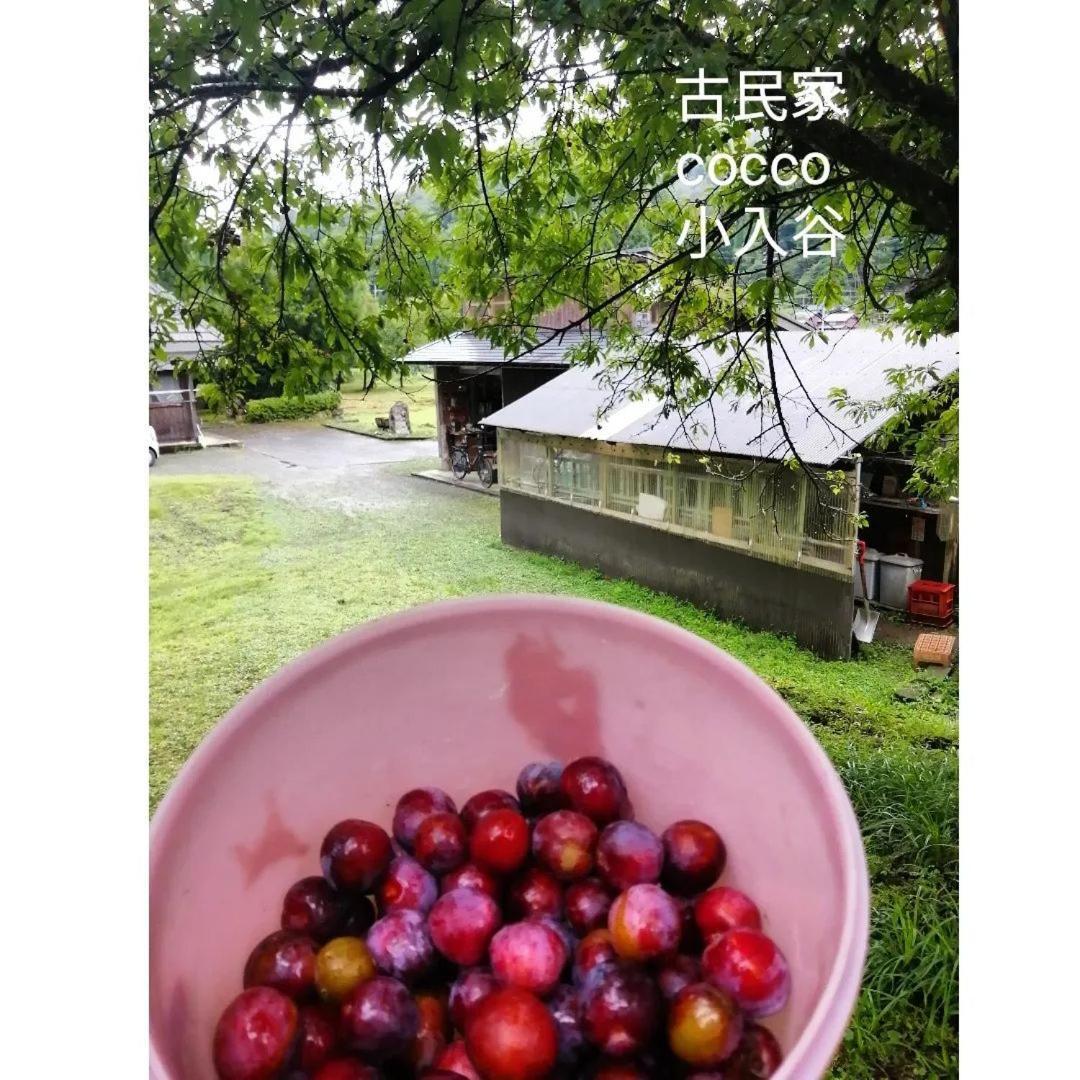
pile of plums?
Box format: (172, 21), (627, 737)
(212, 757), (790, 1079)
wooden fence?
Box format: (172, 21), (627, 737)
(149, 388), (199, 446)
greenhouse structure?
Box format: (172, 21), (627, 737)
(483, 329), (959, 658)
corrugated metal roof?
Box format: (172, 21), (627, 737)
(151, 283), (224, 363)
(401, 329), (602, 368)
(482, 329), (959, 466)
(162, 324), (224, 359)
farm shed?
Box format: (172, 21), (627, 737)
(401, 322), (606, 468)
(150, 288), (223, 448)
(483, 329), (960, 658)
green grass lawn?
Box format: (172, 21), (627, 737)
(335, 368), (437, 437)
(150, 473), (957, 1079)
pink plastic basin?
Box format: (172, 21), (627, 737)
(150, 595), (868, 1079)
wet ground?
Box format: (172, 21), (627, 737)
(154, 422), (442, 513)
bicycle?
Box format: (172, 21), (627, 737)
(450, 435), (495, 488)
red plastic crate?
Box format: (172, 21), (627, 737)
(907, 580), (956, 626)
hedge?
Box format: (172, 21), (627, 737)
(245, 391), (341, 423)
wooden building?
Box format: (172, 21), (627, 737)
(398, 301), (609, 468)
(150, 292), (222, 448)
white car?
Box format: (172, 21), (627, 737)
(149, 424), (160, 467)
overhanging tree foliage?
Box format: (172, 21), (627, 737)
(151, 0), (958, 494)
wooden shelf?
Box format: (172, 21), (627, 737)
(861, 494), (940, 515)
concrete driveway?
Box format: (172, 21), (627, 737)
(154, 422), (442, 513)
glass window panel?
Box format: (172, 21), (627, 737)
(552, 449), (600, 506)
(497, 433), (856, 574)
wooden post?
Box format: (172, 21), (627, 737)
(793, 469), (808, 563)
(938, 498), (958, 584)
(942, 534), (957, 584)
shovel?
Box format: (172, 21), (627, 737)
(853, 540), (879, 644)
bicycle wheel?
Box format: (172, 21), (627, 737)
(450, 448), (469, 480)
(477, 455), (495, 488)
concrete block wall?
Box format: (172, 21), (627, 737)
(500, 490), (854, 659)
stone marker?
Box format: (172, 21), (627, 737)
(894, 684), (924, 703)
(389, 400), (411, 435)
